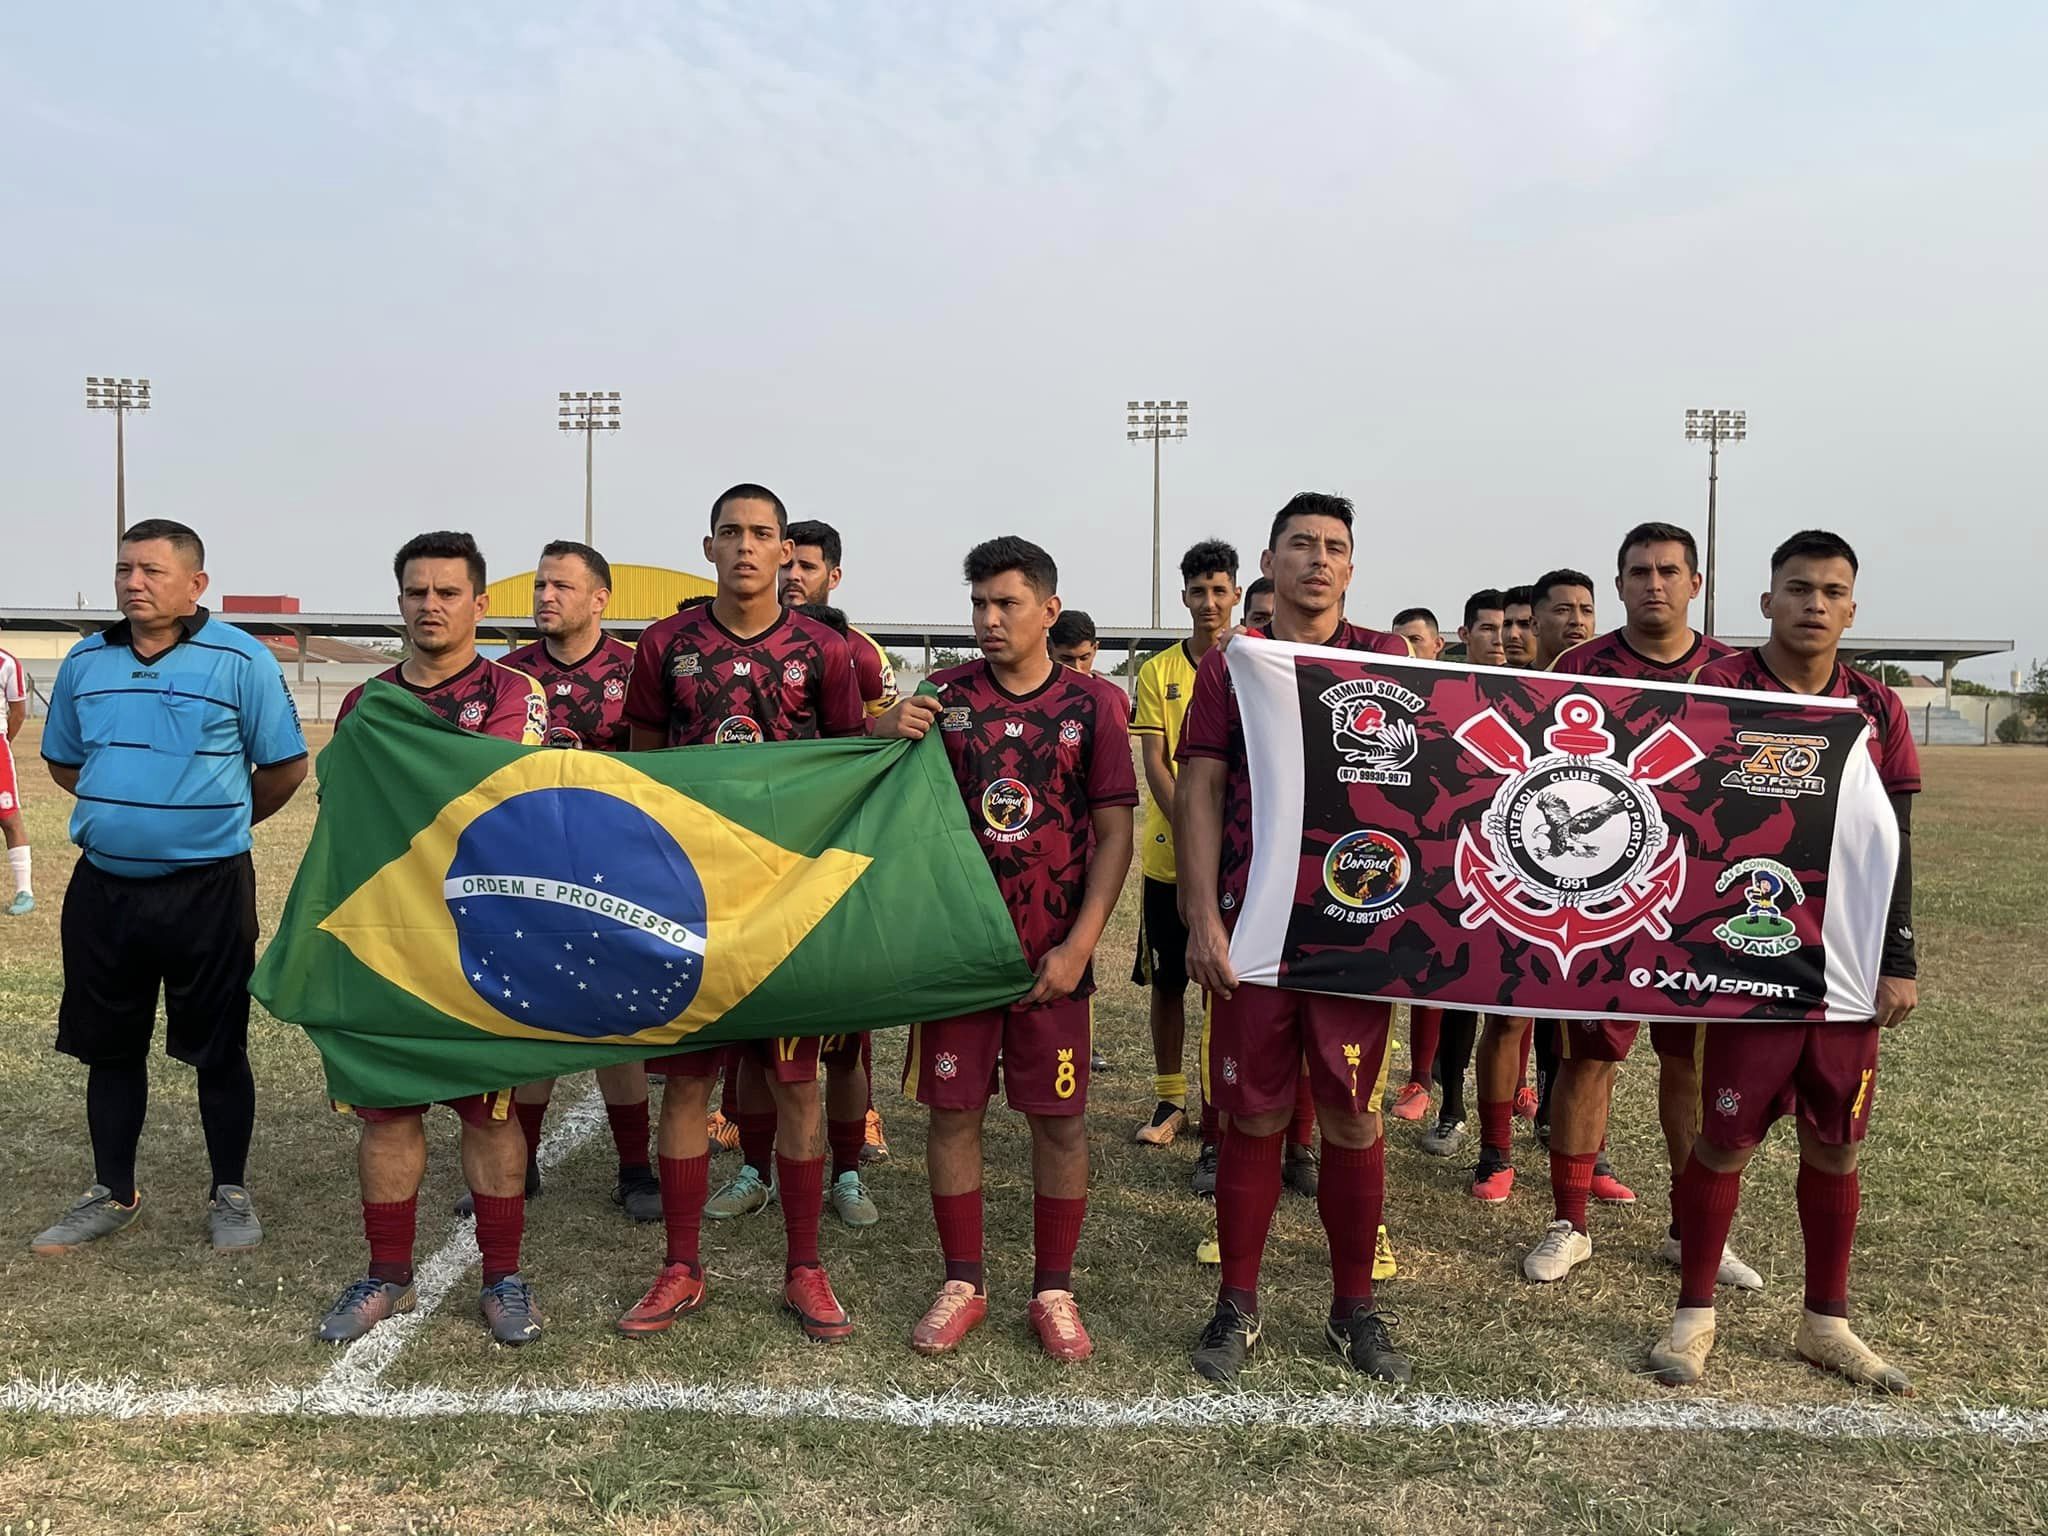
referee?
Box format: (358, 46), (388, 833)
(31, 520), (309, 1256)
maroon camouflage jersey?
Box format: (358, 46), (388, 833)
(930, 659), (1139, 991)
(1551, 628), (1735, 684)
(622, 605), (864, 746)
(1692, 648), (1921, 795)
(502, 635), (636, 751)
(336, 655), (546, 745)
(1177, 623), (1409, 924)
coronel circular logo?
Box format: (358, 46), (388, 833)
(1321, 829), (1410, 916)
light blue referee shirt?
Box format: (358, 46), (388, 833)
(41, 607), (309, 877)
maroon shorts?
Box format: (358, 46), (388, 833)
(904, 999), (1091, 1116)
(819, 1032), (865, 1072)
(1696, 1019), (1879, 1151)
(1209, 986), (1392, 1117)
(1557, 1018), (1640, 1063)
(341, 1088), (515, 1130)
(647, 1036), (824, 1084)
(1650, 1020), (1702, 1061)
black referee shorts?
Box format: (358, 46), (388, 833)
(57, 852), (258, 1071)
(1131, 875), (1191, 992)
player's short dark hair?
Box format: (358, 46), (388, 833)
(1243, 576), (1274, 615)
(1179, 539), (1239, 584)
(1463, 588), (1506, 628)
(121, 518), (205, 568)
(1616, 521), (1699, 576)
(394, 531), (486, 594)
(1770, 528), (1860, 577)
(539, 539), (612, 590)
(794, 601), (848, 635)
(785, 520), (842, 570)
(1503, 583), (1534, 610)
(710, 483), (788, 535)
(963, 536), (1058, 598)
(1532, 568), (1596, 607)
(1391, 607), (1439, 632)
(1268, 491), (1354, 551)
(1049, 610), (1097, 648)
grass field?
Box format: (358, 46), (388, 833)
(1, 721), (2045, 1535)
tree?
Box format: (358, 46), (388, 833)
(1875, 663), (1913, 686)
(2019, 660), (2048, 732)
(928, 648), (971, 670)
(884, 650), (909, 672)
(1950, 677), (1996, 697)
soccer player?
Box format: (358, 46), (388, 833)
(1047, 609), (1100, 674)
(1131, 541), (1240, 1149)
(1521, 525), (1760, 1286)
(1179, 492), (1414, 1387)
(488, 541), (662, 1224)
(906, 537), (1135, 1362)
(0, 636), (31, 914)
(1390, 607), (1445, 661)
(613, 484), (936, 1344)
(1500, 583), (1536, 667)
(1241, 578), (1276, 631)
(1649, 529), (1920, 1393)
(32, 520), (308, 1261)
(319, 531), (547, 1345)
(1458, 588), (1508, 669)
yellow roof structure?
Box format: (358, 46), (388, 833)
(485, 563), (716, 622)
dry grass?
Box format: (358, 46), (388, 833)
(1, 725), (2044, 1534)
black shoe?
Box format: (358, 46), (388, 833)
(1191, 1142), (1219, 1198)
(1191, 1299), (1260, 1385)
(524, 1158), (543, 1199)
(1325, 1306), (1411, 1384)
(613, 1166), (662, 1223)
(1090, 1049), (1111, 1073)
(1283, 1141), (1320, 1198)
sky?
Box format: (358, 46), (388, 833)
(4, 2), (2043, 682)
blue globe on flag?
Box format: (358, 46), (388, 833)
(443, 787), (708, 1036)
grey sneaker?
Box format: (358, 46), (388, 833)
(480, 1273), (543, 1346)
(1419, 1116), (1467, 1157)
(1191, 1142), (1219, 1198)
(705, 1163), (774, 1220)
(31, 1185), (141, 1255)
(208, 1185), (264, 1252)
(827, 1170), (879, 1228)
(317, 1276), (416, 1343)
(1283, 1141), (1320, 1197)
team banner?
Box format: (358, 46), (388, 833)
(1224, 639), (1899, 1024)
(253, 685), (1033, 1106)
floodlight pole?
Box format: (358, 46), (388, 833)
(1126, 399), (1189, 627)
(558, 391), (621, 546)
(86, 377), (151, 548)
(1685, 407), (1746, 636)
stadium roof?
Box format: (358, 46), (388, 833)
(0, 608), (2015, 670)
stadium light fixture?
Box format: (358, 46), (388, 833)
(1684, 407), (1746, 635)
(1126, 398), (1190, 627)
(85, 375), (152, 547)
(558, 389), (623, 545)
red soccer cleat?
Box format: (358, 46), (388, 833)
(1590, 1168), (1637, 1205)
(617, 1263), (707, 1336)
(1388, 1082), (1431, 1122)
(784, 1265), (854, 1343)
(910, 1279), (988, 1356)
(1469, 1159), (1516, 1203)
(1513, 1086), (1540, 1122)
(1027, 1289), (1094, 1363)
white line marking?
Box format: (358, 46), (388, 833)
(314, 1088), (606, 1398)
(1, 1375), (2043, 1441)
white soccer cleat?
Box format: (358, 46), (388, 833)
(1657, 1234), (1766, 1292)
(1521, 1219), (1592, 1283)
(1647, 1306), (1716, 1386)
(1795, 1311), (1914, 1396)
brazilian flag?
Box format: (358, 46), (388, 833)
(253, 684), (1033, 1107)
